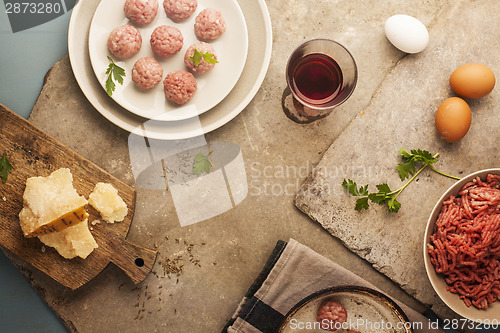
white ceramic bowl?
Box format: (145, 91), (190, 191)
(423, 168), (500, 323)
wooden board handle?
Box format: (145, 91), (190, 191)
(93, 227), (158, 285)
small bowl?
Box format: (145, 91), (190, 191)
(279, 286), (412, 332)
(423, 168), (500, 322)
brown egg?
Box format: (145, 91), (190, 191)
(449, 63), (495, 99)
(435, 97), (471, 143)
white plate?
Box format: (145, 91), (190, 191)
(88, 0), (248, 121)
(69, 0), (271, 139)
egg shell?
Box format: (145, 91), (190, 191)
(449, 63), (496, 99)
(435, 97), (471, 143)
(384, 14), (429, 54)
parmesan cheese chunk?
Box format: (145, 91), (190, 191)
(19, 168), (88, 237)
(38, 219), (98, 259)
(89, 183), (128, 223)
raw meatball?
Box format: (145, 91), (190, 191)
(150, 25), (183, 57)
(132, 57), (163, 89)
(163, 0), (197, 21)
(316, 299), (347, 332)
(184, 42), (217, 74)
(107, 25), (142, 59)
(124, 0), (159, 25)
(194, 8), (226, 40)
(163, 70), (197, 105)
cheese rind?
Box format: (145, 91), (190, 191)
(24, 206), (89, 238)
(89, 183), (128, 223)
(19, 168), (88, 237)
(38, 219), (98, 259)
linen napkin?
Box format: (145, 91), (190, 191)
(223, 239), (443, 333)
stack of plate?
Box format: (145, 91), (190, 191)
(68, 0), (272, 140)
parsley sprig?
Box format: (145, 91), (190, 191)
(342, 149), (460, 213)
(105, 56), (126, 97)
(192, 152), (213, 175)
(189, 46), (218, 67)
(0, 153), (13, 184)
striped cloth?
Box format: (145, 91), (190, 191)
(223, 239), (443, 333)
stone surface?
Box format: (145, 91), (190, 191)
(3, 0), (491, 332)
(295, 0), (500, 320)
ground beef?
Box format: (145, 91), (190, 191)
(163, 0), (197, 21)
(150, 25), (184, 57)
(124, 0), (159, 25)
(428, 174), (500, 309)
(107, 25), (142, 59)
(163, 70), (197, 105)
(194, 8), (226, 40)
(184, 42), (217, 74)
(316, 299), (348, 332)
(132, 57), (163, 89)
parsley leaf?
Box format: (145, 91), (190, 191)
(387, 197), (401, 213)
(106, 73), (116, 97)
(342, 148), (459, 213)
(113, 64), (125, 85)
(202, 52), (218, 64)
(355, 197), (370, 211)
(0, 153), (13, 184)
(376, 183), (391, 194)
(105, 56), (126, 97)
(395, 156), (415, 181)
(192, 152), (212, 175)
(368, 184), (392, 204)
(189, 46), (218, 67)
(342, 179), (368, 196)
(190, 48), (203, 67)
(342, 179), (401, 212)
(396, 148), (437, 180)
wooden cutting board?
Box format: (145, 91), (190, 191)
(0, 103), (157, 290)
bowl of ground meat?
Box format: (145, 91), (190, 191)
(279, 286), (412, 333)
(424, 168), (500, 323)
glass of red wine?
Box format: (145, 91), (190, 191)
(284, 39), (357, 123)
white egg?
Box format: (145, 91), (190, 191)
(384, 14), (429, 54)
